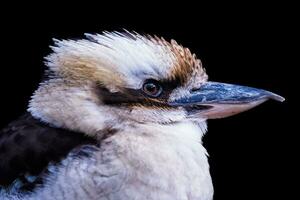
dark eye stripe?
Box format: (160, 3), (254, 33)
(96, 78), (181, 107)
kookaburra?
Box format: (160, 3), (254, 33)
(0, 31), (284, 200)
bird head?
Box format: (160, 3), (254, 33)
(28, 31), (284, 136)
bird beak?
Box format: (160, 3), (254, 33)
(169, 82), (285, 119)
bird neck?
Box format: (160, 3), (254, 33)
(106, 120), (213, 199)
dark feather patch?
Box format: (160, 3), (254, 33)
(0, 113), (97, 190)
(97, 79), (181, 107)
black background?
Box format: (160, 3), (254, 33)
(0, 2), (296, 200)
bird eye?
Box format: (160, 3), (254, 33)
(142, 80), (163, 97)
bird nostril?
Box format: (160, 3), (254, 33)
(191, 88), (201, 92)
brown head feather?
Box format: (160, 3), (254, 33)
(148, 35), (207, 86)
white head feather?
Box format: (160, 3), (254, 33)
(29, 31), (208, 136)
